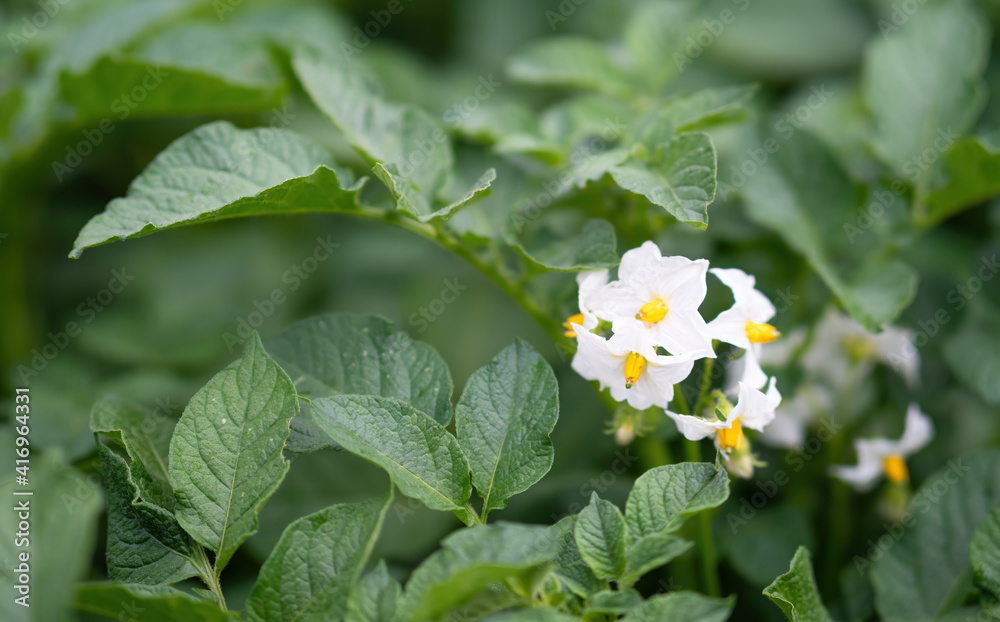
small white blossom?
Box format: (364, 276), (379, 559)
(666, 378), (782, 452)
(564, 269), (609, 336)
(571, 324), (696, 410)
(592, 241), (715, 359)
(708, 268), (779, 390)
(829, 404), (933, 492)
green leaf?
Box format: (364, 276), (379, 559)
(943, 301), (1000, 405)
(0, 453), (102, 622)
(625, 463), (729, 544)
(99, 444), (197, 585)
(59, 22), (285, 121)
(621, 534), (693, 587)
(456, 339), (559, 514)
(484, 611), (579, 622)
(741, 129), (918, 330)
(246, 493), (393, 622)
(507, 37), (632, 96)
(871, 451), (1000, 621)
(515, 218), (619, 272)
(623, 1), (698, 92)
(70, 121), (362, 258)
(763, 547), (833, 622)
(863, 0), (987, 203)
(609, 132), (717, 229)
(550, 515), (606, 597)
(310, 395), (472, 517)
(346, 561), (401, 622)
(623, 592), (735, 621)
(721, 505), (813, 588)
(168, 333), (297, 572)
(634, 85), (758, 150)
(266, 313), (454, 453)
(294, 50), (492, 220)
(401, 523), (559, 620)
(970, 506), (1000, 601)
(574, 493), (628, 582)
(90, 396), (176, 509)
(585, 589), (642, 616)
(73, 584), (229, 622)
(926, 132), (1000, 224)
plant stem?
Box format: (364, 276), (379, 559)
(694, 355), (715, 415)
(466, 503), (486, 526)
(192, 546), (227, 610)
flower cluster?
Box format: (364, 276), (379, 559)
(567, 242), (783, 477)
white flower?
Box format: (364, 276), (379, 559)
(708, 268), (779, 390)
(571, 324), (696, 410)
(564, 269), (609, 337)
(829, 404), (933, 492)
(802, 308), (919, 389)
(592, 241), (715, 359)
(666, 378), (782, 453)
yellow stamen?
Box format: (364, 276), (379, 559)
(718, 418), (744, 451)
(883, 454), (909, 484)
(624, 352), (646, 389)
(635, 300), (668, 323)
(564, 313), (585, 337)
(745, 321), (780, 343)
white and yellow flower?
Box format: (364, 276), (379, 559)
(564, 269), (609, 337)
(592, 241), (715, 359)
(571, 324), (696, 410)
(829, 404), (933, 492)
(708, 268), (780, 390)
(666, 379), (782, 453)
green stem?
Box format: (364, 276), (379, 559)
(466, 503), (486, 526)
(694, 355), (716, 415)
(697, 509), (720, 597)
(191, 546), (227, 610)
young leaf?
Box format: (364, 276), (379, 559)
(609, 132), (717, 229)
(346, 561), (401, 622)
(574, 493), (627, 582)
(870, 450), (1000, 620)
(401, 523), (560, 620)
(70, 121), (362, 258)
(246, 493), (393, 622)
(550, 515), (605, 597)
(91, 396), (177, 509)
(169, 333), (297, 572)
(73, 584), (229, 622)
(741, 129), (918, 331)
(970, 506), (1000, 601)
(310, 395), (472, 517)
(621, 533), (693, 587)
(763, 547), (833, 622)
(625, 463), (729, 544)
(0, 453), (102, 622)
(99, 444), (197, 585)
(266, 312), (454, 453)
(585, 589), (642, 616)
(507, 37), (632, 96)
(455, 339), (559, 514)
(624, 592), (735, 621)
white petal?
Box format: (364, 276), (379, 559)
(729, 378), (780, 431)
(655, 257), (709, 310)
(606, 320), (661, 360)
(666, 410), (730, 441)
(710, 267), (775, 322)
(873, 326), (920, 388)
(898, 403), (934, 455)
(829, 459), (886, 492)
(641, 309), (716, 358)
(707, 306), (751, 349)
(739, 345), (769, 391)
(571, 328), (622, 391)
(577, 269), (609, 329)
